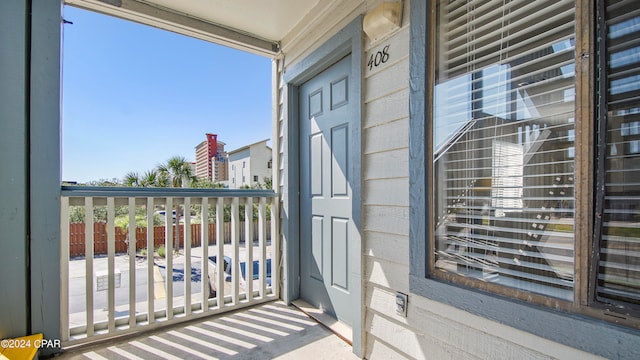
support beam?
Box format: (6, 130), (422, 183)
(0, 0), (30, 340)
(30, 2), (63, 355)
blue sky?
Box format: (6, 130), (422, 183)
(62, 6), (272, 183)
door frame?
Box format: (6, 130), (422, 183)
(282, 15), (363, 357)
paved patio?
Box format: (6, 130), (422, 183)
(56, 301), (358, 360)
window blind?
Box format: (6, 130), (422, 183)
(433, 0), (576, 301)
(596, 0), (640, 306)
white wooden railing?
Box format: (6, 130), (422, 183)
(60, 186), (278, 345)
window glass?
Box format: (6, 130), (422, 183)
(595, 0), (640, 306)
(433, 0), (576, 300)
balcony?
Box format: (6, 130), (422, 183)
(60, 187), (280, 346)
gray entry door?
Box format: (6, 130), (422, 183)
(299, 54), (355, 326)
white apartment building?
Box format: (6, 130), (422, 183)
(227, 139), (272, 189)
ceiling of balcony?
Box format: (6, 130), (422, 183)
(129, 0), (320, 41)
(65, 0), (324, 55)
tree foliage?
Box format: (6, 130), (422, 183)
(190, 178), (226, 189)
(69, 158), (274, 226)
(157, 156), (195, 188)
(124, 170), (169, 187)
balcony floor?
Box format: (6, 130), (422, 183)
(56, 301), (358, 360)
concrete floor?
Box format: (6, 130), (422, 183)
(54, 301), (359, 360)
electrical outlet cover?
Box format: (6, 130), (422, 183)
(396, 292), (408, 317)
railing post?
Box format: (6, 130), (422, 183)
(106, 197), (116, 332)
(165, 197), (173, 320)
(84, 197), (94, 337)
(146, 197), (155, 324)
(272, 196), (279, 298)
(183, 197), (192, 316)
(128, 197), (136, 329)
(231, 197), (240, 305)
(258, 197), (267, 298)
(215, 198), (224, 309)
(60, 197), (70, 341)
(245, 197), (254, 302)
(201, 197), (209, 311)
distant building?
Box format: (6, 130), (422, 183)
(195, 134), (228, 182)
(228, 139), (272, 188)
(212, 146), (228, 182)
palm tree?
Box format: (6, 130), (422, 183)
(123, 157), (196, 253)
(141, 170), (169, 187)
(157, 156), (196, 252)
(124, 170), (169, 187)
(124, 171), (142, 187)
(157, 156), (195, 188)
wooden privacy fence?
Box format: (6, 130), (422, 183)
(68, 221), (271, 258)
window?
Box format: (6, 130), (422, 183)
(417, 0), (640, 328)
(253, 175), (259, 182)
(593, 0), (640, 310)
(432, 0), (576, 301)
(267, 160), (272, 169)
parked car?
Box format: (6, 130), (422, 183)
(209, 255), (271, 286)
(155, 210), (177, 223)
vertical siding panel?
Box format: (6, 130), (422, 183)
(362, 20), (413, 360)
(275, 57), (285, 299)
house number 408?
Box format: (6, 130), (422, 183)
(368, 45), (390, 71)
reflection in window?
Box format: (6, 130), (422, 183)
(434, 74), (472, 152)
(609, 17), (640, 39)
(481, 65), (510, 119)
(596, 3), (640, 305)
(432, 0), (576, 300)
(611, 75), (640, 95)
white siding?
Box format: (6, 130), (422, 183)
(361, 16), (413, 359)
(249, 143), (272, 185)
(228, 148), (250, 188)
(279, 1), (605, 359)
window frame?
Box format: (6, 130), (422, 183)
(408, 0), (640, 357)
